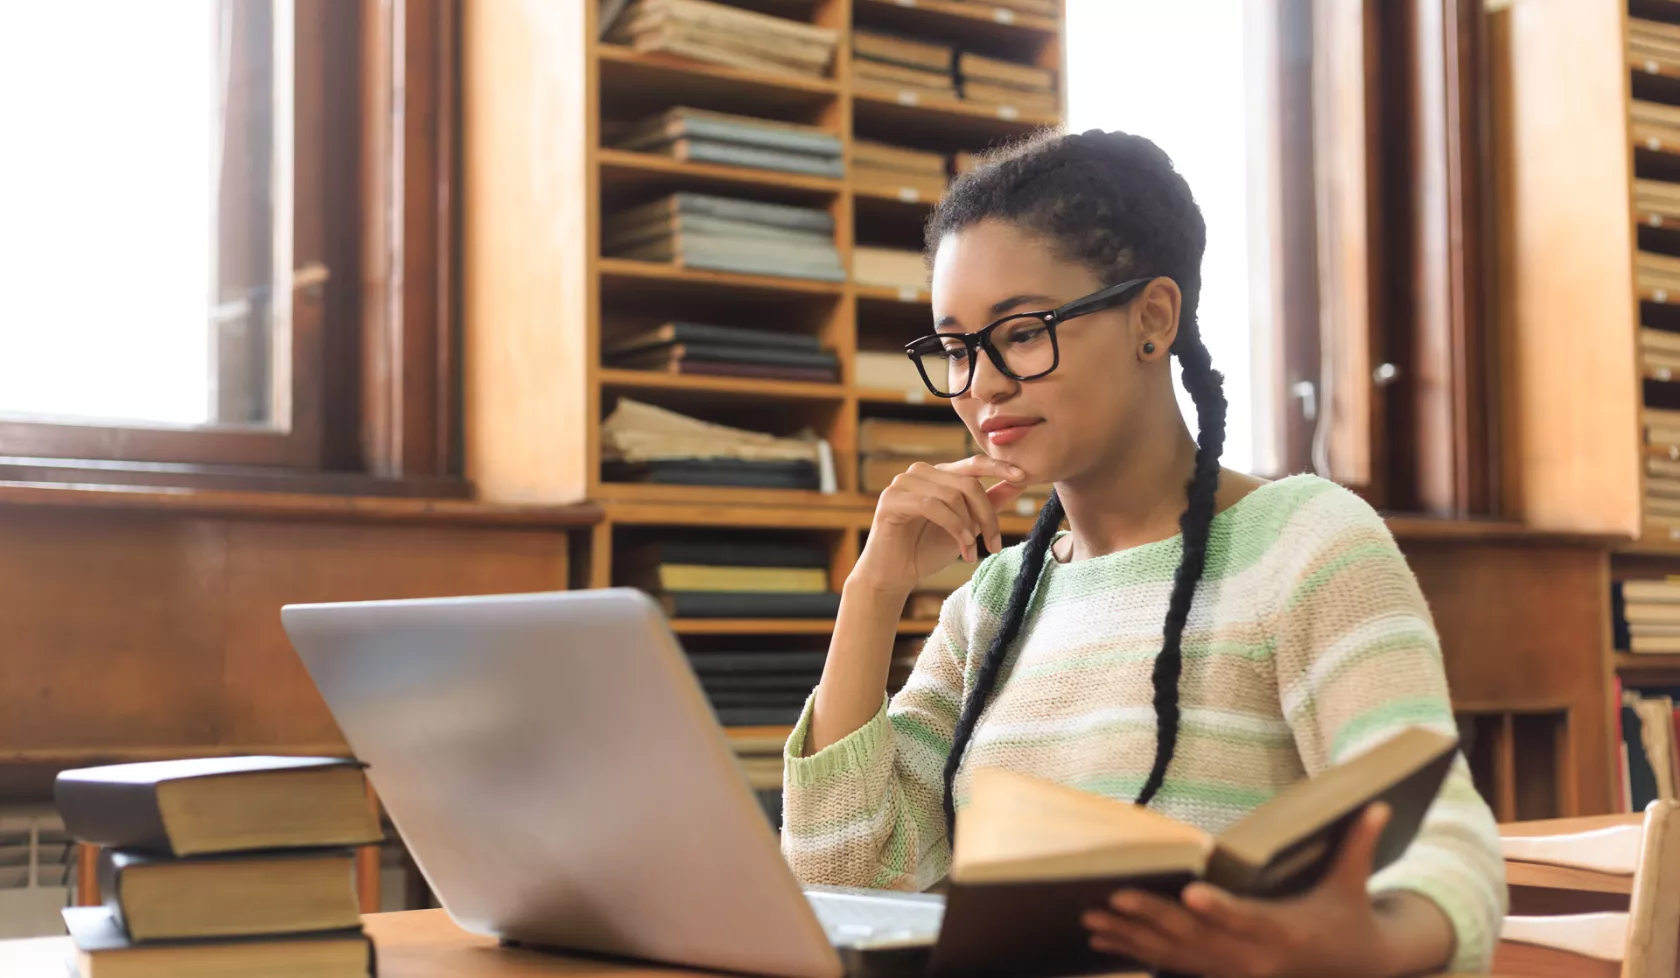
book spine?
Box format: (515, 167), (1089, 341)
(664, 590), (842, 617)
(678, 117), (843, 157)
(678, 140), (845, 178)
(667, 322), (820, 351)
(97, 848), (133, 939)
(679, 250), (846, 282)
(55, 779), (176, 855)
(670, 343), (839, 369)
(671, 192), (835, 232)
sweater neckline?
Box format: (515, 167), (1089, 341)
(1044, 474), (1306, 569)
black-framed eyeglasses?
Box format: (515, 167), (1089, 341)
(902, 276), (1155, 398)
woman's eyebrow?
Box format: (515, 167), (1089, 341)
(935, 294), (1058, 331)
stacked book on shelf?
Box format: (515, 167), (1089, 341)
(1637, 178), (1680, 229)
(1632, 97), (1680, 155)
(690, 649), (828, 727)
(853, 140), (948, 200)
(601, 397), (835, 491)
(1618, 682), (1680, 814)
(853, 246), (928, 292)
(604, 321), (839, 382)
(603, 192), (845, 281)
(1647, 410), (1680, 540)
(609, 107), (843, 178)
(602, 0), (838, 79)
(619, 535), (842, 621)
(1629, 17), (1680, 77)
(55, 756), (382, 978)
(1614, 578), (1680, 654)
(956, 51), (1057, 117)
(858, 418), (972, 494)
(852, 29), (955, 100)
(1638, 248), (1680, 304)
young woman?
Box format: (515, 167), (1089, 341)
(778, 129), (1507, 977)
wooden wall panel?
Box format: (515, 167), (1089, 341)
(1489, 0), (1641, 536)
(0, 510), (229, 753)
(0, 509), (570, 761)
(1404, 539), (1614, 814)
(220, 521), (570, 746)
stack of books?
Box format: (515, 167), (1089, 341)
(601, 397), (834, 491)
(1644, 328), (1680, 383)
(956, 51), (1058, 117)
(604, 321), (839, 382)
(855, 350), (926, 396)
(852, 246), (928, 292)
(1632, 98), (1680, 155)
(1640, 249), (1680, 304)
(1630, 17), (1680, 77)
(618, 535), (841, 620)
(1636, 178), (1680, 230)
(852, 28), (954, 99)
(858, 418), (972, 494)
(853, 140), (948, 201)
(55, 756), (382, 978)
(609, 107), (843, 178)
(1618, 681), (1680, 813)
(604, 192), (845, 282)
(690, 649), (830, 726)
(1645, 410), (1680, 537)
(1615, 578), (1680, 654)
(603, 0), (838, 79)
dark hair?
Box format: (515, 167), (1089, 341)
(927, 129), (1228, 843)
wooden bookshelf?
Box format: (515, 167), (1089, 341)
(464, 0), (1065, 737)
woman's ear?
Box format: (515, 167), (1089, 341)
(1134, 277), (1182, 360)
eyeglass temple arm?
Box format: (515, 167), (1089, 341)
(1055, 276), (1154, 321)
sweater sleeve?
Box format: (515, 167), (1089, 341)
(777, 567), (982, 892)
(1266, 488), (1508, 975)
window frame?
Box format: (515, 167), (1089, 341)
(0, 0), (460, 493)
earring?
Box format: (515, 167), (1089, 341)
(1142, 341), (1156, 356)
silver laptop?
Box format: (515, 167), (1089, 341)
(281, 588), (942, 978)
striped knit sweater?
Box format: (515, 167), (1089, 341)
(779, 474), (1507, 974)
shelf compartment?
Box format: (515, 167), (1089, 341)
(597, 45), (838, 121)
(598, 148), (844, 206)
(852, 87), (1058, 147)
(600, 368), (845, 403)
(853, 0), (1058, 53)
(600, 257), (846, 297)
(595, 481), (863, 509)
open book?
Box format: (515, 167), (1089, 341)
(927, 726), (1459, 977)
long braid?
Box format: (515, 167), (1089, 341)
(927, 128), (1227, 841)
(1135, 323), (1227, 805)
(941, 491), (1065, 844)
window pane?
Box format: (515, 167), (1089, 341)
(0, 0), (290, 430)
(1066, 1), (1266, 475)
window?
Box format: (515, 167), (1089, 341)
(1065, 0), (1267, 476)
(0, 0), (459, 490)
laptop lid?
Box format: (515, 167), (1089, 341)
(282, 587), (844, 978)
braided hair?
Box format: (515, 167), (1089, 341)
(927, 129), (1228, 843)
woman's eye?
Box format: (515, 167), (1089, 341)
(1003, 326), (1047, 345)
(939, 345), (970, 362)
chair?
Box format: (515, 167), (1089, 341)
(1493, 800), (1680, 978)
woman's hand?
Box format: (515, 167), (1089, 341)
(851, 455), (1029, 595)
(1080, 804), (1454, 978)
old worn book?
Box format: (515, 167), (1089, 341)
(612, 106), (842, 158)
(959, 82), (1059, 115)
(928, 727), (1459, 977)
(620, 562), (829, 594)
(100, 849), (359, 942)
(956, 52), (1055, 92)
(852, 28), (952, 72)
(858, 418), (971, 457)
(853, 139), (947, 175)
(55, 757), (381, 858)
(853, 59), (954, 91)
(63, 905), (372, 978)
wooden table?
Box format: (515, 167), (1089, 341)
(0, 907), (1492, 977)
(0, 909), (712, 977)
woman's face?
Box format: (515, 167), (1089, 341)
(928, 218), (1178, 484)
